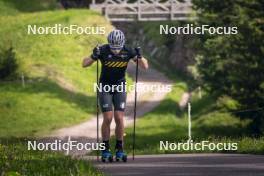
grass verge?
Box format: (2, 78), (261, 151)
(113, 76), (264, 155)
(0, 138), (102, 176)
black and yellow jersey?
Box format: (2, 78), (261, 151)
(91, 44), (137, 84)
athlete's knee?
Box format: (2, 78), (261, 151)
(103, 118), (112, 126)
(103, 111), (113, 125)
(114, 111), (124, 125)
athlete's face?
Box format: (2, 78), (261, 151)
(110, 44), (123, 55)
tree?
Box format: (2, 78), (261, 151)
(192, 0), (264, 134)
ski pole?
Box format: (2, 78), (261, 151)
(96, 45), (99, 161)
(133, 49), (139, 160)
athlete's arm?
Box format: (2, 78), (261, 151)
(82, 46), (100, 67)
(138, 57), (149, 69)
(82, 57), (95, 67)
(133, 47), (148, 69)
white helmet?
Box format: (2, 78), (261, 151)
(107, 29), (125, 50)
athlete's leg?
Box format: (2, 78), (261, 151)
(114, 110), (128, 161)
(113, 88), (127, 151)
(102, 111), (113, 141)
(114, 111), (125, 141)
(99, 90), (113, 150)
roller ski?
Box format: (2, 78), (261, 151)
(101, 150), (113, 163)
(115, 150), (127, 162)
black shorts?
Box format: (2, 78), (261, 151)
(98, 84), (127, 112)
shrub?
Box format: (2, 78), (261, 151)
(0, 47), (18, 79)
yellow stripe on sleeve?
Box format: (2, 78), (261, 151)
(112, 62), (121, 67)
(104, 61), (110, 66)
(116, 62), (124, 67)
(121, 62), (128, 67)
(108, 62), (116, 67)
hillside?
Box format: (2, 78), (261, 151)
(0, 1), (110, 175)
(0, 6), (113, 137)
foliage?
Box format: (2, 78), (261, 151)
(0, 47), (18, 80)
(192, 0), (264, 134)
(0, 0), (58, 15)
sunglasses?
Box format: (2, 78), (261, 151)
(110, 45), (123, 51)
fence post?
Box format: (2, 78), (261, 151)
(21, 73), (25, 88)
(137, 0), (141, 21)
(170, 0), (173, 20)
(66, 136), (71, 155)
(188, 102), (192, 142)
(198, 86), (202, 99)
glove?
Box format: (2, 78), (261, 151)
(91, 46), (100, 60)
(135, 47), (142, 59)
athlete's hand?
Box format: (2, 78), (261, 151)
(135, 47), (142, 59)
(92, 46), (100, 59)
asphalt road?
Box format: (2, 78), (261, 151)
(93, 154), (264, 176)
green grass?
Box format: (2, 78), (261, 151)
(0, 138), (102, 176)
(0, 8), (115, 137)
(0, 80), (97, 137)
(117, 75), (264, 155)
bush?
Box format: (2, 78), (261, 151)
(0, 47), (18, 79)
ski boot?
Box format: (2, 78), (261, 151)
(101, 150), (113, 163)
(115, 150), (127, 162)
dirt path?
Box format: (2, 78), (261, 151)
(48, 63), (173, 155)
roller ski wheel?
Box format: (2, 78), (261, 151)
(101, 150), (113, 163)
(116, 151), (127, 162)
